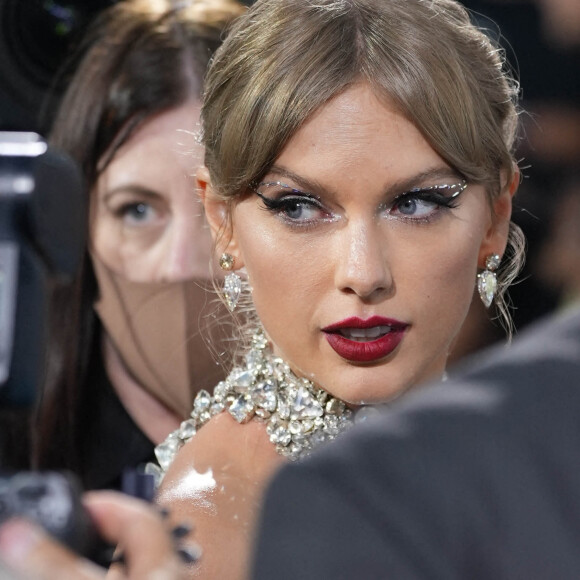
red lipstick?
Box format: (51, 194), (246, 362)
(322, 316), (408, 363)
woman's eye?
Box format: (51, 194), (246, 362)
(117, 202), (158, 226)
(255, 183), (333, 225)
(388, 183), (463, 221)
(278, 198), (326, 221)
(390, 196), (438, 218)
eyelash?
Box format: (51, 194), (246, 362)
(255, 192), (329, 223)
(255, 182), (464, 227)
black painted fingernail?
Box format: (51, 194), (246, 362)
(171, 523), (192, 539)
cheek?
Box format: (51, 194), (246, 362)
(414, 223), (485, 335)
(233, 220), (323, 333)
(90, 203), (117, 264)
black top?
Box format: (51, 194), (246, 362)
(79, 364), (155, 491)
(253, 306), (580, 579)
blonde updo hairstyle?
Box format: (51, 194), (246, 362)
(202, 0), (525, 335)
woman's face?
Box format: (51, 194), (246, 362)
(92, 102), (213, 282)
(206, 83), (512, 404)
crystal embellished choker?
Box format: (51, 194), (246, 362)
(146, 327), (378, 486)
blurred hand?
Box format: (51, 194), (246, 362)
(0, 491), (190, 580)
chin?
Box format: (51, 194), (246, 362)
(329, 373), (414, 407)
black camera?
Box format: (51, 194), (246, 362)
(0, 471), (103, 559)
(0, 131), (84, 406)
(0, 133), (156, 564)
(0, 132), (106, 561)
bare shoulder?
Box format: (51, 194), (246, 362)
(160, 412), (283, 489)
(155, 413), (286, 579)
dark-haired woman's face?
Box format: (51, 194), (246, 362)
(92, 102), (213, 282)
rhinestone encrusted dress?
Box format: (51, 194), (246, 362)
(145, 327), (375, 487)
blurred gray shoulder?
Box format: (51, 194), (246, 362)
(450, 305), (580, 384)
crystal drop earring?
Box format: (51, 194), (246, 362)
(477, 254), (501, 308)
(219, 253), (242, 311)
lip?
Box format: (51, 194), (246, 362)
(322, 316), (408, 363)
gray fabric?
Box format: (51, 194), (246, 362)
(253, 306), (580, 579)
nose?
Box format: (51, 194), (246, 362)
(157, 213), (212, 282)
(334, 220), (393, 301)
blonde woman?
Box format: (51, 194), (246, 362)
(149, 0), (525, 577)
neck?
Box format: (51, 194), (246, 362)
(102, 334), (182, 445)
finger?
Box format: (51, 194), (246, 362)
(83, 491), (184, 579)
(0, 518), (104, 580)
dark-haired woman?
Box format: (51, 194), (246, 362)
(33, 0), (244, 490)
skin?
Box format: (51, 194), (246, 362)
(91, 101), (213, 283)
(159, 81), (514, 579)
(157, 414), (284, 580)
(0, 492), (186, 580)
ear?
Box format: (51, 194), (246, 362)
(477, 167), (519, 269)
(197, 166), (245, 269)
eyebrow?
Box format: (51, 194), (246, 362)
(264, 166), (329, 197)
(264, 165), (463, 199)
(102, 184), (162, 203)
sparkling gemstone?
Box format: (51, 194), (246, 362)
(325, 398), (345, 415)
(277, 395), (290, 419)
(284, 442), (302, 460)
(478, 270), (497, 308)
(245, 349), (262, 369)
(301, 419), (314, 433)
(214, 381), (229, 401)
(252, 332), (268, 349)
(274, 365), (286, 382)
(310, 430), (327, 446)
(277, 361), (291, 377)
(267, 414), (284, 431)
(179, 419), (197, 439)
(251, 379), (278, 411)
(193, 390), (212, 413)
(486, 254), (501, 270)
(255, 408), (271, 420)
(270, 425), (292, 446)
(224, 272), (241, 311)
(155, 434), (181, 471)
(317, 391), (329, 405)
(290, 386), (324, 420)
(288, 420), (302, 435)
(262, 362), (275, 379)
(144, 462), (163, 488)
(219, 253), (235, 270)
(231, 369), (254, 392)
(314, 417), (325, 429)
(228, 394), (255, 423)
(291, 432), (307, 444)
(210, 402), (225, 416)
(324, 415), (340, 436)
